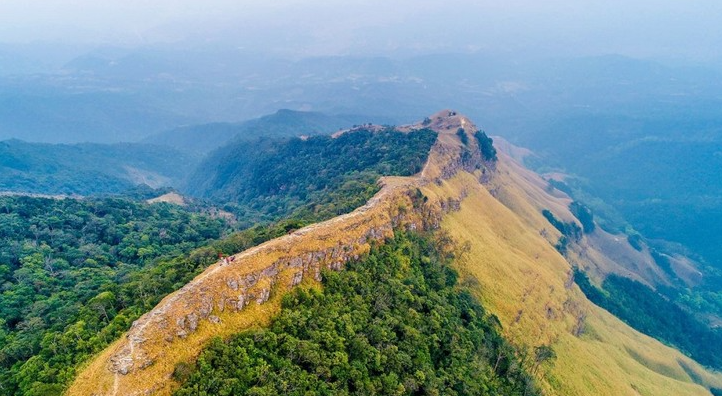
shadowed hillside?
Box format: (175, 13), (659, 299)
(0, 140), (197, 195)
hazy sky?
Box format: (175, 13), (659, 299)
(1, 0), (722, 61)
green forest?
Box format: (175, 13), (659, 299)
(0, 196), (231, 394)
(0, 194), (374, 395)
(185, 128), (437, 226)
(174, 232), (541, 396)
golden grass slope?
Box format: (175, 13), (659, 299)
(421, 148), (722, 395)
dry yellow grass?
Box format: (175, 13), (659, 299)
(421, 153), (722, 395)
(70, 292), (282, 396)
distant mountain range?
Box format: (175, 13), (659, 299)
(0, 110), (391, 196)
(143, 109), (393, 154)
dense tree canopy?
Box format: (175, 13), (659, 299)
(0, 140), (197, 195)
(0, 196), (229, 394)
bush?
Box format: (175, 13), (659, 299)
(456, 128), (469, 145)
(542, 209), (582, 242)
(474, 130), (497, 162)
(569, 201), (595, 233)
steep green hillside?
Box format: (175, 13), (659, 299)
(0, 140), (197, 195)
(144, 109), (388, 154)
(0, 194), (375, 395)
(185, 127), (437, 226)
(1, 125), (438, 395)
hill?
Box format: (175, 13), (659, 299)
(0, 140), (197, 195)
(70, 111), (722, 396)
(143, 109), (392, 154)
(184, 125), (437, 226)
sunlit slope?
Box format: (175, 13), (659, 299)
(492, 136), (676, 289)
(422, 151), (722, 395)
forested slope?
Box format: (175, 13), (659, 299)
(185, 127), (437, 226)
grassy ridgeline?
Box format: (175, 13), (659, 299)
(1, 128), (439, 395)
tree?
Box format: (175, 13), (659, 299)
(532, 345), (556, 375)
(474, 130), (497, 162)
(88, 292), (116, 323)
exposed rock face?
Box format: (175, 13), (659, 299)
(70, 110), (492, 396)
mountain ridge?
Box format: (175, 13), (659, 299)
(68, 110), (491, 395)
(143, 109), (394, 154)
(69, 110), (722, 396)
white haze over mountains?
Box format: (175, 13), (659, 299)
(1, 0), (722, 63)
